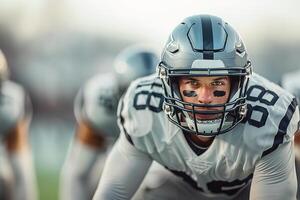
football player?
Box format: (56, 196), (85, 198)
(282, 70), (300, 199)
(93, 15), (299, 200)
(59, 45), (159, 200)
(0, 49), (38, 200)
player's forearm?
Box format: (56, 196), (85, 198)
(93, 135), (152, 200)
(60, 140), (104, 200)
(8, 150), (38, 200)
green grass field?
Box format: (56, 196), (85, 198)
(37, 169), (60, 200)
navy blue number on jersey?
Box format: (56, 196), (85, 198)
(169, 167), (253, 196)
(98, 94), (118, 113)
(243, 85), (279, 127)
(133, 82), (164, 113)
(207, 174), (253, 196)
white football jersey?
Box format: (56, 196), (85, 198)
(0, 81), (27, 138)
(282, 69), (300, 200)
(74, 73), (122, 138)
(117, 73), (299, 199)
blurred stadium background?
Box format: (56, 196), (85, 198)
(0, 0), (299, 199)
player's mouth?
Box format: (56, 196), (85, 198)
(195, 113), (222, 120)
(195, 114), (219, 120)
(183, 104), (223, 120)
(190, 108), (222, 120)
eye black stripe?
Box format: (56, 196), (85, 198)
(201, 15), (214, 59)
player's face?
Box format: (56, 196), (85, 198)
(178, 76), (231, 120)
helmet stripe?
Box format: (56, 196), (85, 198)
(201, 15), (214, 59)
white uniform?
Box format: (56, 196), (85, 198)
(0, 80), (36, 200)
(75, 73), (122, 138)
(94, 73), (299, 200)
(0, 81), (25, 199)
(60, 73), (123, 200)
(75, 72), (123, 186)
(0, 81), (27, 138)
(282, 69), (300, 200)
(282, 70), (300, 108)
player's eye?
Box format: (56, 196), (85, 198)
(211, 80), (225, 87)
(191, 80), (199, 85)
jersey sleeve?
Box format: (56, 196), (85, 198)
(245, 75), (299, 199)
(93, 132), (153, 200)
(250, 141), (297, 200)
(73, 74), (120, 137)
(260, 93), (300, 157)
(116, 75), (166, 153)
(243, 74), (300, 156)
(118, 79), (154, 136)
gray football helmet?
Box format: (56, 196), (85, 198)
(0, 50), (9, 85)
(114, 45), (159, 89)
(157, 15), (252, 136)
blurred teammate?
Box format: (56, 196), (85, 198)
(60, 45), (159, 200)
(0, 49), (38, 200)
(94, 15), (299, 200)
(282, 70), (300, 199)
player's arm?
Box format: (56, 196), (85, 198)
(4, 96), (38, 200)
(60, 90), (107, 200)
(250, 140), (297, 200)
(93, 132), (153, 200)
(93, 79), (153, 200)
(60, 120), (107, 200)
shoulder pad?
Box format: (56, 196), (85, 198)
(282, 70), (300, 96)
(281, 70), (300, 108)
(118, 74), (164, 138)
(242, 73), (299, 155)
(74, 73), (120, 137)
(0, 81), (26, 137)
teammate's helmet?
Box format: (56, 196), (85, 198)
(281, 70), (300, 112)
(113, 45), (159, 89)
(0, 50), (9, 86)
(157, 15), (252, 136)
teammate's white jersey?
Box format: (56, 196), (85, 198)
(282, 70), (300, 115)
(95, 73), (299, 200)
(74, 73), (122, 137)
(0, 80), (31, 198)
(282, 70), (300, 98)
(0, 80), (27, 138)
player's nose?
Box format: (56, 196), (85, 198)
(197, 86), (213, 104)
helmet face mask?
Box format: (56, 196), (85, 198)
(158, 15), (252, 136)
